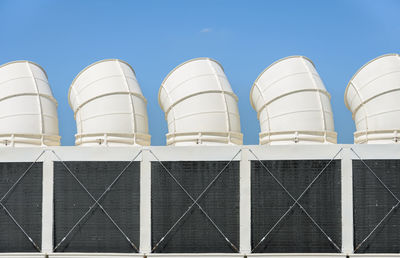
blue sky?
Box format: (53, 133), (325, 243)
(1, 0), (399, 146)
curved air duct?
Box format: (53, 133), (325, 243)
(345, 53), (400, 144)
(159, 57), (243, 146)
(0, 61), (60, 146)
(250, 56), (337, 145)
(69, 59), (150, 146)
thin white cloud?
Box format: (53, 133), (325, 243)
(200, 28), (212, 33)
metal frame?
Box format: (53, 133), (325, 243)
(0, 150), (45, 252)
(249, 148), (343, 253)
(0, 144), (397, 258)
(150, 149), (241, 253)
(51, 150), (141, 252)
(351, 147), (400, 252)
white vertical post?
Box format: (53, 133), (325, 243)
(140, 148), (152, 254)
(341, 146), (354, 254)
(41, 149), (54, 253)
(240, 148), (251, 254)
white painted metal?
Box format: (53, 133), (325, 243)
(147, 253), (243, 258)
(345, 53), (400, 144)
(159, 58), (243, 146)
(69, 59), (150, 146)
(247, 255), (346, 258)
(250, 56), (337, 145)
(0, 61), (60, 146)
(239, 148), (251, 253)
(48, 254), (143, 258)
(41, 151), (54, 253)
(341, 148), (354, 254)
(140, 149), (152, 254)
(349, 255), (400, 258)
(147, 255), (243, 258)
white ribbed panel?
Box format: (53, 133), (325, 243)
(345, 53), (400, 144)
(250, 56), (337, 145)
(69, 59), (150, 146)
(0, 61), (60, 146)
(159, 58), (243, 146)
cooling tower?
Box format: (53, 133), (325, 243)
(345, 53), (400, 144)
(159, 57), (243, 146)
(69, 59), (150, 146)
(0, 61), (60, 146)
(250, 56), (337, 145)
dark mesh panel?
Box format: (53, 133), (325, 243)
(353, 160), (400, 253)
(251, 160), (341, 253)
(151, 161), (239, 253)
(53, 161), (140, 252)
(0, 162), (42, 252)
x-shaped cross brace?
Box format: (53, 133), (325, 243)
(52, 150), (141, 252)
(250, 148), (343, 253)
(150, 149), (241, 253)
(351, 148), (400, 252)
(0, 150), (45, 252)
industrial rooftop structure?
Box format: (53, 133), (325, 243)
(0, 54), (399, 257)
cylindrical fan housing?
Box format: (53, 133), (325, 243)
(345, 53), (400, 144)
(0, 61), (60, 146)
(159, 58), (243, 146)
(250, 56), (337, 145)
(69, 59), (150, 146)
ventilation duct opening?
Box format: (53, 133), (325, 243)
(0, 61), (60, 147)
(159, 58), (243, 146)
(345, 53), (400, 144)
(69, 59), (150, 146)
(250, 56), (337, 145)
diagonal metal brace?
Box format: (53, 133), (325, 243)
(250, 148), (343, 252)
(0, 150), (45, 252)
(0, 203), (41, 251)
(52, 150), (141, 252)
(351, 148), (400, 252)
(150, 149), (241, 253)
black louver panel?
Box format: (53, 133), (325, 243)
(0, 162), (42, 252)
(53, 161), (140, 252)
(251, 160), (341, 253)
(353, 159), (400, 253)
(151, 161), (240, 253)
